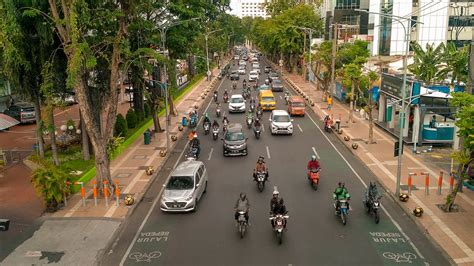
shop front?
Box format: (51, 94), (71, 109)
(376, 73), (457, 148)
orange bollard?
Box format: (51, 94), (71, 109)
(438, 171), (444, 195)
(421, 172), (430, 195)
(74, 181), (85, 206)
(103, 181), (109, 207)
(449, 172), (455, 193)
(115, 180), (120, 207)
(92, 180), (98, 206)
(408, 173), (416, 195)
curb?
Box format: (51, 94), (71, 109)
(281, 70), (456, 265)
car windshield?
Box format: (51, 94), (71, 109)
(166, 176), (194, 190)
(292, 102), (305, 107)
(273, 115), (290, 122)
(230, 97), (244, 103)
(273, 80), (282, 85)
(225, 131), (245, 141)
(270, 73), (278, 77)
(262, 96), (274, 102)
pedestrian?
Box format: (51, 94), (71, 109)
(327, 95), (333, 111)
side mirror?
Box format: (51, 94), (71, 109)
(162, 184), (165, 187)
(196, 183), (200, 188)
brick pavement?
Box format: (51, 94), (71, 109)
(270, 59), (474, 264)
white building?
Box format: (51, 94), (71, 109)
(228, 0), (269, 19)
(368, 0), (472, 56)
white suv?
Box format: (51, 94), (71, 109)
(248, 70), (259, 82)
(229, 94), (246, 113)
(269, 110), (293, 135)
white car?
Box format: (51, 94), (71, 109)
(248, 70), (259, 81)
(251, 57), (258, 63)
(239, 60), (246, 67)
(238, 66), (246, 75)
(252, 63), (260, 74)
(228, 94), (246, 113)
(234, 55), (240, 60)
(269, 110), (293, 135)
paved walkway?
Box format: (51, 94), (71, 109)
(270, 60), (474, 264)
(1, 65), (224, 265)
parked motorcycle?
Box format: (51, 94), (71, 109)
(254, 125), (261, 139)
(308, 168), (320, 190)
(364, 196), (382, 224)
(269, 213), (289, 244)
(334, 199), (349, 225)
(255, 171), (266, 192)
(237, 211), (248, 238)
(203, 122), (210, 135)
(212, 127), (219, 141)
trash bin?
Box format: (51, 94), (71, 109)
(144, 130), (151, 145)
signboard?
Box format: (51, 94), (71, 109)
(381, 73), (413, 100)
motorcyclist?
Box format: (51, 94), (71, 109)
(243, 79), (247, 88)
(188, 130), (197, 141)
(212, 119), (219, 130)
(324, 114), (333, 130)
(307, 155), (321, 179)
(203, 113), (211, 126)
(234, 192), (250, 223)
(271, 198), (287, 229)
(213, 90), (218, 100)
(246, 109), (254, 120)
(254, 156), (268, 181)
(190, 134), (200, 157)
(270, 189), (280, 215)
(232, 80), (237, 89)
(253, 118), (262, 130)
(333, 182), (350, 211)
(364, 182), (380, 208)
(222, 116), (229, 125)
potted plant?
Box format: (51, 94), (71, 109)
(31, 162), (70, 212)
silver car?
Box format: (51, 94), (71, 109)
(160, 159), (208, 212)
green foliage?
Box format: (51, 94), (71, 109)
(408, 42), (445, 85)
(342, 63), (362, 88)
(135, 109), (144, 122)
(336, 40), (370, 69)
(450, 92), (474, 151)
(264, 1), (321, 17)
(107, 136), (125, 159)
(114, 114), (128, 137)
(144, 103), (151, 118)
(439, 43), (469, 85)
(31, 160), (71, 210)
(126, 109), (138, 129)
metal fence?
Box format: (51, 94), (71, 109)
(0, 149), (32, 169)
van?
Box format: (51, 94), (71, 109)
(258, 90), (276, 111)
(288, 96), (306, 116)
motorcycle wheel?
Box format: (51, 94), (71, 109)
(239, 223), (246, 238)
(213, 135), (217, 140)
(341, 213), (347, 225)
(312, 181), (318, 191)
(255, 133), (260, 139)
(277, 231), (283, 245)
(374, 211), (380, 224)
(257, 181), (264, 192)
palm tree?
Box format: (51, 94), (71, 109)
(366, 71), (379, 144)
(439, 43), (469, 86)
(408, 42), (445, 85)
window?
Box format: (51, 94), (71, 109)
(449, 16), (474, 27)
(197, 165), (205, 182)
(335, 0), (360, 9)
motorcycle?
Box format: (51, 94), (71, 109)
(284, 93), (290, 105)
(335, 199), (349, 225)
(216, 107), (221, 117)
(324, 116), (333, 132)
(250, 102), (255, 113)
(223, 94), (229, 103)
(254, 125), (261, 139)
(237, 211), (248, 238)
(187, 145), (199, 159)
(223, 120), (229, 133)
(256, 109), (263, 120)
(246, 116), (253, 129)
(269, 213), (289, 244)
(203, 122), (210, 135)
(308, 168), (320, 190)
(255, 171), (266, 192)
(365, 196), (382, 224)
(189, 115), (198, 128)
(232, 82), (237, 90)
(212, 126), (219, 140)
(213, 92), (218, 102)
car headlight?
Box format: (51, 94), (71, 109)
(185, 195), (194, 201)
(288, 125), (293, 130)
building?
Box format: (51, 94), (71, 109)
(322, 0), (371, 40)
(228, 0), (269, 19)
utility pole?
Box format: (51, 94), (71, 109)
(330, 23), (338, 100)
(469, 27), (474, 94)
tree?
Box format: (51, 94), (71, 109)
(364, 71), (379, 144)
(408, 42), (445, 85)
(264, 0), (321, 17)
(47, 0), (131, 189)
(342, 63), (362, 123)
(313, 41), (333, 95)
(439, 43), (469, 86)
(443, 92), (474, 212)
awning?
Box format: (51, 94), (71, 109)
(0, 114), (20, 130)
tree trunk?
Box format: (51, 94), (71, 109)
(33, 97), (45, 158)
(48, 108), (60, 166)
(151, 102), (162, 132)
(79, 109), (90, 161)
(168, 93), (178, 117)
(368, 91), (374, 144)
(348, 81), (355, 123)
(443, 159), (471, 212)
(131, 65), (144, 115)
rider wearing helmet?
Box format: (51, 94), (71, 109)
(212, 119), (219, 130)
(253, 118), (261, 128)
(234, 192), (250, 222)
(307, 155), (321, 178)
(270, 189), (280, 215)
(203, 113), (211, 125)
(254, 156), (268, 181)
(333, 182), (350, 210)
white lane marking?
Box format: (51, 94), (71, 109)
(119, 75), (225, 266)
(266, 146), (271, 159)
(208, 148), (214, 161)
(297, 124), (303, 132)
(305, 113), (424, 260)
(311, 147), (320, 159)
(262, 125), (265, 132)
(279, 95), (282, 100)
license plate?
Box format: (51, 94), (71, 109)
(173, 204), (179, 208)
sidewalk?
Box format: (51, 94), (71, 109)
(1, 65), (223, 265)
(275, 61), (474, 264)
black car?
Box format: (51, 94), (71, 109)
(230, 71), (240, 80)
(271, 79), (284, 92)
(3, 102), (36, 124)
(264, 66), (272, 73)
(222, 123), (248, 156)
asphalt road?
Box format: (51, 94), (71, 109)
(101, 59), (449, 266)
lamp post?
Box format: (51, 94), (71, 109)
(205, 29), (223, 81)
(159, 18), (197, 152)
(355, 9), (419, 196)
(292, 26), (317, 84)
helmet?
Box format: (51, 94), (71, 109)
(205, 113), (209, 118)
(311, 155), (316, 160)
(338, 182), (343, 187)
(193, 134), (198, 139)
(240, 192), (246, 201)
(272, 190), (279, 197)
(255, 118), (259, 122)
(258, 156), (264, 162)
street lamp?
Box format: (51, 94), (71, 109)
(355, 9), (419, 196)
(159, 18), (197, 152)
(205, 29), (224, 81)
(291, 26), (318, 84)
